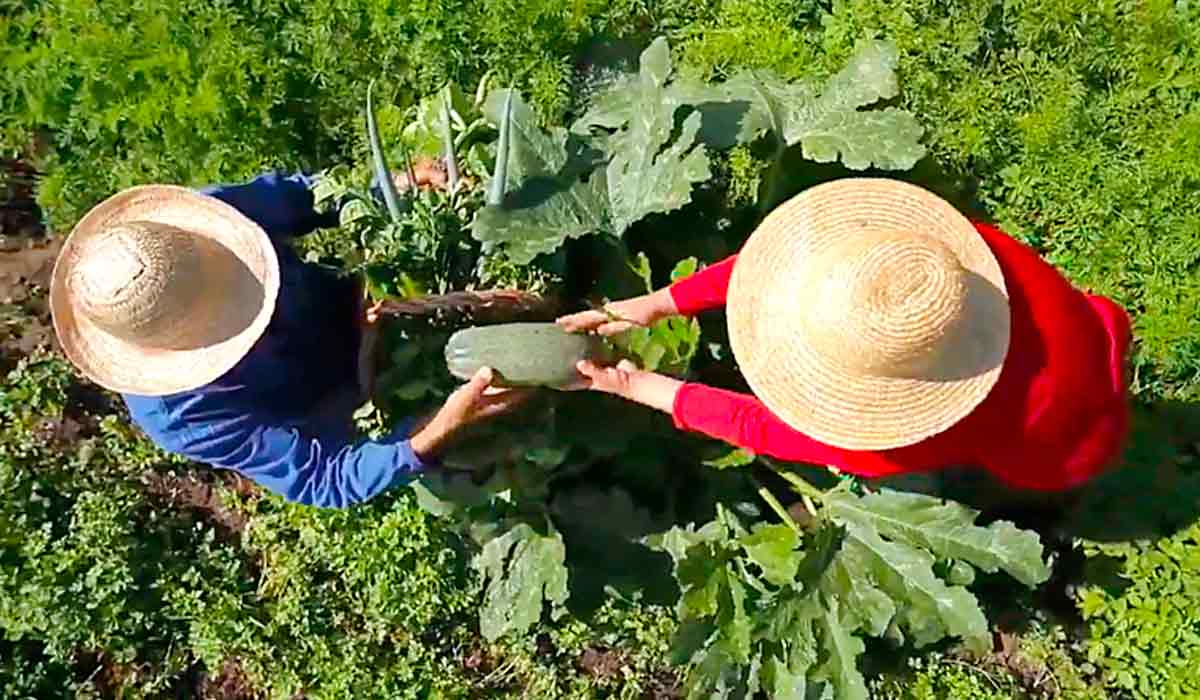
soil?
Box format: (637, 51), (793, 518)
(142, 469), (259, 543)
(578, 646), (627, 681)
(197, 658), (261, 700)
(74, 651), (136, 697)
(0, 238), (59, 373)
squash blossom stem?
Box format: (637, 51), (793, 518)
(756, 483), (801, 535)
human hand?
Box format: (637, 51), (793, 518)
(573, 360), (682, 414)
(555, 288), (679, 337)
(410, 367), (533, 459)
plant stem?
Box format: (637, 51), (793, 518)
(756, 482), (800, 535)
(766, 460), (826, 504)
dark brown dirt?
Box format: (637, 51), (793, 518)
(198, 658), (261, 700)
(578, 646), (627, 682)
(640, 668), (684, 700)
(142, 469), (259, 543)
(0, 238), (59, 373)
(74, 651), (137, 696)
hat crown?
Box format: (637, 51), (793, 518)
(68, 221), (209, 347)
(800, 230), (969, 378)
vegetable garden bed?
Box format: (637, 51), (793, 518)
(3, 0), (1200, 698)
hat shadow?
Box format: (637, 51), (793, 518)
(165, 245), (266, 350)
(912, 270), (1010, 383)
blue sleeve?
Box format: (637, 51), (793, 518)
(201, 171), (338, 239)
(125, 394), (427, 508)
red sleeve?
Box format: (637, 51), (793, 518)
(668, 255), (737, 316)
(672, 382), (852, 467)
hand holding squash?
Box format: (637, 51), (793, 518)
(555, 288), (678, 337)
(573, 360), (683, 415)
(410, 367), (533, 459)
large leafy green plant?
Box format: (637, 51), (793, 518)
(648, 464), (1050, 700)
(471, 38), (926, 264)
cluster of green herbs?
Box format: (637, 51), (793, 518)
(0, 350), (683, 698)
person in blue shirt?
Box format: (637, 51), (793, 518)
(48, 172), (526, 508)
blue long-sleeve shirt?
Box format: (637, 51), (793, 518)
(123, 172), (426, 508)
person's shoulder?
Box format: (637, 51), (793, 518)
(122, 381), (252, 446)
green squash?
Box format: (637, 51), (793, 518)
(444, 323), (611, 387)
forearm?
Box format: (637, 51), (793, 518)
(622, 370), (685, 414)
(672, 383), (850, 466)
(667, 255), (737, 316)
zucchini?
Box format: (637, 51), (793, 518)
(444, 323), (611, 387)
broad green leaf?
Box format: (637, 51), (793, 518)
(834, 521), (988, 647)
(818, 544), (895, 636)
(824, 488), (1051, 587)
(677, 544), (726, 618)
(794, 521), (846, 591)
(687, 646), (742, 700)
(763, 655), (808, 700)
(738, 523), (800, 586)
(607, 108), (710, 232)
(644, 519), (727, 563)
(471, 175), (609, 264)
(759, 595), (820, 699)
(718, 568), (753, 663)
(470, 89), (611, 263)
(576, 39), (713, 232)
(670, 619), (716, 666)
(473, 523), (569, 642)
(723, 40), (925, 170)
(813, 596), (869, 700)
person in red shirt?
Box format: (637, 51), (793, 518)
(559, 179), (1132, 501)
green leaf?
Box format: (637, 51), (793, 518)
(577, 39), (713, 232)
(471, 89), (610, 263)
(606, 106), (710, 232)
(760, 594), (821, 699)
(703, 448), (756, 470)
(669, 619), (716, 666)
(677, 545), (726, 618)
(738, 523), (800, 586)
(473, 523), (569, 642)
(824, 489), (1051, 587)
(719, 40), (925, 170)
(818, 544), (895, 637)
(367, 80), (404, 223)
(813, 596), (869, 700)
(471, 175), (608, 264)
(719, 568), (753, 663)
(644, 519), (727, 563)
(831, 521), (988, 647)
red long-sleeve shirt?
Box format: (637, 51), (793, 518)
(668, 223), (1132, 491)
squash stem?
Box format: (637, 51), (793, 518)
(756, 482), (800, 535)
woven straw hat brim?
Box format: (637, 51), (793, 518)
(50, 186), (279, 396)
(726, 178), (1010, 451)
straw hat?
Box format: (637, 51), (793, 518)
(50, 186), (279, 396)
(727, 178), (1010, 451)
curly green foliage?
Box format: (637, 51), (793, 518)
(870, 654), (1020, 700)
(1, 0), (656, 231)
(186, 494), (479, 699)
(1078, 525), (1200, 700)
(0, 355), (255, 695)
